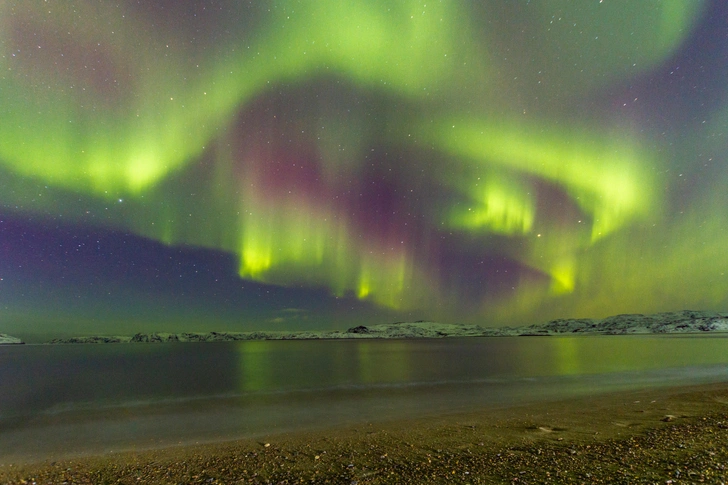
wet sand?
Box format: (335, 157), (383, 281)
(2, 382), (727, 484)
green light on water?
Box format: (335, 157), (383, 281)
(237, 340), (275, 392)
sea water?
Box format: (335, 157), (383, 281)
(1, 335), (728, 463)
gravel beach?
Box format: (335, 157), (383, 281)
(2, 382), (727, 484)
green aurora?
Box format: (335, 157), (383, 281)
(2, 0), (727, 336)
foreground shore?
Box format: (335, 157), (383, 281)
(3, 382), (727, 484)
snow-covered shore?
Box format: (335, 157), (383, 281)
(41, 310), (728, 344)
(0, 334), (24, 345)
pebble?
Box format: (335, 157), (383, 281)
(2, 411), (727, 484)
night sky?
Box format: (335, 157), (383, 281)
(2, 1), (728, 340)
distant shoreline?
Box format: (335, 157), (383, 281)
(3, 309), (726, 345)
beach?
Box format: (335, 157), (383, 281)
(2, 382), (727, 484)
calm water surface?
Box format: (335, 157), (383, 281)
(1, 335), (728, 463)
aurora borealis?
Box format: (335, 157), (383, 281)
(2, 0), (728, 339)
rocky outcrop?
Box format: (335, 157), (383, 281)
(355, 321), (498, 338)
(48, 336), (129, 344)
(131, 333), (179, 343)
(0, 333), (24, 345)
(519, 311), (728, 336)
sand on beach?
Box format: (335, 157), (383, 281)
(2, 382), (727, 484)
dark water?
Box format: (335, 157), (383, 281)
(2, 335), (728, 464)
